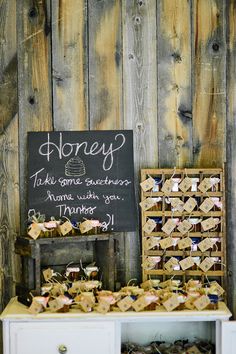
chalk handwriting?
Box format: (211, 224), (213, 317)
(85, 177), (131, 187)
(56, 204), (97, 217)
(100, 214), (115, 231)
(45, 190), (74, 202)
(30, 168), (57, 188)
(103, 194), (121, 204)
(38, 132), (126, 171)
(77, 190), (99, 201)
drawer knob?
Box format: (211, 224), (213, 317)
(58, 344), (67, 353)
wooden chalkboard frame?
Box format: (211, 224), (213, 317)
(27, 130), (137, 233)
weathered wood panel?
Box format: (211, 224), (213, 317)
(88, 0), (122, 130)
(52, 0), (88, 130)
(88, 0), (126, 286)
(226, 0), (236, 318)
(122, 0), (158, 281)
(192, 0), (226, 167)
(157, 0), (192, 168)
(0, 0), (19, 311)
(17, 0), (52, 232)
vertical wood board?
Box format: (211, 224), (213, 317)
(17, 0), (52, 232)
(0, 0), (19, 311)
(157, 0), (192, 168)
(226, 0), (236, 318)
(122, 0), (158, 282)
(88, 0), (122, 130)
(192, 0), (226, 167)
(52, 0), (88, 131)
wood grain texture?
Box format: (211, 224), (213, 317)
(17, 0), (52, 232)
(192, 0), (226, 167)
(88, 0), (126, 285)
(226, 0), (236, 318)
(52, 0), (88, 130)
(0, 0), (19, 311)
(157, 0), (192, 168)
(88, 0), (122, 129)
(123, 0), (158, 282)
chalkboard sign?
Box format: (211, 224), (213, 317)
(27, 131), (137, 232)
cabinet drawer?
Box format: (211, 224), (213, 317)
(9, 321), (116, 354)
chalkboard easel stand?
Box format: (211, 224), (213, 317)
(15, 234), (117, 294)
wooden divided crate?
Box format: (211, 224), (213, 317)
(140, 168), (226, 291)
(15, 234), (118, 294)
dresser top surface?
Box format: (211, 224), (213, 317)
(1, 297), (232, 323)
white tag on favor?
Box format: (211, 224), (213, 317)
(140, 177), (155, 192)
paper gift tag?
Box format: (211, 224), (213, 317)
(201, 217), (215, 231)
(139, 197), (156, 211)
(143, 219), (156, 233)
(96, 300), (110, 314)
(179, 256), (195, 270)
(48, 299), (64, 312)
(43, 268), (54, 281)
(140, 280), (154, 290)
(29, 300), (43, 314)
(194, 295), (210, 310)
(132, 296), (150, 312)
(159, 237), (174, 249)
(161, 219), (176, 235)
(198, 238), (214, 252)
(117, 296), (134, 312)
(198, 178), (212, 193)
(142, 257), (157, 270)
(28, 223), (41, 240)
(144, 237), (160, 250)
(210, 281), (225, 296)
(199, 198), (215, 213)
(178, 237), (192, 250)
(183, 197), (197, 213)
(163, 294), (180, 312)
(59, 221), (73, 236)
(177, 220), (192, 235)
(199, 257), (215, 272)
(164, 257), (179, 272)
(210, 177), (221, 187)
(79, 300), (92, 312)
(140, 177), (155, 191)
(187, 345), (201, 354)
(79, 220), (93, 234)
(170, 198), (184, 212)
(161, 179), (174, 195)
(179, 177), (192, 192)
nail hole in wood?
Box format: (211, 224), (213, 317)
(128, 54), (134, 60)
(28, 96), (35, 105)
(212, 42), (220, 52)
(28, 7), (38, 19)
(135, 16), (141, 24)
(138, 1), (143, 6)
(172, 53), (182, 63)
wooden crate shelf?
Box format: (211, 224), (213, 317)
(140, 168), (226, 291)
(15, 234), (118, 294)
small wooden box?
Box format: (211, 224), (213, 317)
(15, 234), (117, 294)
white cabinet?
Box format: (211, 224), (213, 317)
(221, 321), (236, 353)
(9, 322), (116, 354)
(1, 298), (232, 354)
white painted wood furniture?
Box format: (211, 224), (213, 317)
(1, 298), (231, 354)
(221, 320), (236, 353)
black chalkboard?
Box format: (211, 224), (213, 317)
(27, 130), (137, 232)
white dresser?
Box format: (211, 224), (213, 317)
(1, 298), (232, 354)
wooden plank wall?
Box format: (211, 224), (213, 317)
(1, 0), (236, 317)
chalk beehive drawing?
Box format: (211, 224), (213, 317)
(65, 156), (86, 177)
